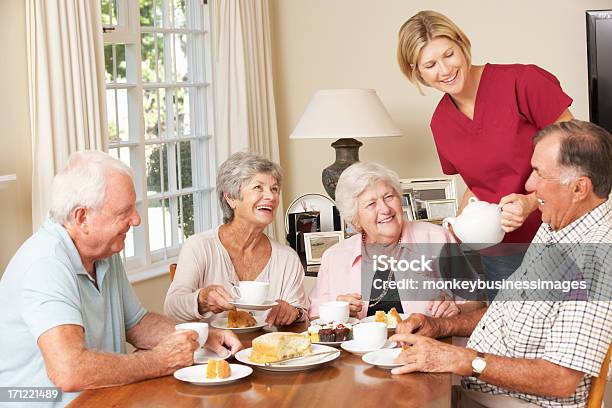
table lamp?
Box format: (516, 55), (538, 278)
(289, 89), (402, 199)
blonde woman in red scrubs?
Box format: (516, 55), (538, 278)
(396, 10), (573, 297)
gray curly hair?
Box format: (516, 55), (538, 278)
(334, 162), (402, 232)
(216, 152), (283, 223)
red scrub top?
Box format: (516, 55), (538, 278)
(430, 64), (573, 244)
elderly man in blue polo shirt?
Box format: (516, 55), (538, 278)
(0, 151), (242, 407)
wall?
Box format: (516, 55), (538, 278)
(270, 0), (611, 209)
(0, 0), (32, 275)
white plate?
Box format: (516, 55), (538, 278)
(340, 340), (397, 356)
(285, 193), (337, 233)
(210, 315), (267, 333)
(174, 363), (252, 385)
(359, 314), (410, 330)
(235, 344), (340, 372)
(310, 317), (360, 326)
(362, 348), (404, 369)
(229, 300), (278, 311)
(193, 347), (232, 364)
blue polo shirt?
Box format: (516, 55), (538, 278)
(0, 220), (147, 407)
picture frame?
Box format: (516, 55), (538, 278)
(401, 192), (415, 221)
(303, 231), (344, 265)
(425, 199), (457, 221)
(400, 177), (457, 222)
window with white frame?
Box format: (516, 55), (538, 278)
(101, 0), (218, 276)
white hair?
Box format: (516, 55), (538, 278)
(334, 162), (402, 232)
(49, 150), (133, 224)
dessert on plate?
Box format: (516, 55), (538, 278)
(374, 307), (402, 328)
(249, 332), (311, 363)
(206, 359), (231, 379)
(307, 321), (352, 343)
(228, 310), (257, 328)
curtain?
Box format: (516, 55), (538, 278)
(26, 0), (107, 230)
(210, 0), (285, 242)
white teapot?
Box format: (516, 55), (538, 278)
(442, 197), (505, 250)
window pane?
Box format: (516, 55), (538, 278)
(109, 147), (120, 160)
(178, 194), (194, 242)
(173, 0), (187, 28)
(116, 146), (132, 168)
(148, 198), (171, 251)
(104, 44), (113, 82)
(141, 33), (164, 82)
(106, 89), (119, 142)
(146, 144), (168, 195)
(175, 88), (190, 136)
(140, 0), (163, 27)
(111, 0), (118, 26)
(175, 34), (189, 82)
(124, 227), (135, 258)
(116, 88), (129, 142)
(143, 88), (166, 140)
(177, 141), (193, 189)
(101, 0), (111, 25)
(114, 44), (127, 83)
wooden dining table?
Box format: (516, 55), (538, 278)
(70, 321), (452, 407)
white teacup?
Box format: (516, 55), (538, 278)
(319, 301), (350, 324)
(353, 322), (387, 350)
(175, 322), (209, 349)
(231, 281), (269, 304)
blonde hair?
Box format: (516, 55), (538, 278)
(397, 10), (472, 94)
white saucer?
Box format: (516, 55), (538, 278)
(193, 347), (232, 364)
(174, 363), (252, 385)
(359, 314), (410, 331)
(362, 348), (404, 369)
(235, 344), (340, 372)
(210, 315), (266, 333)
(229, 300), (278, 311)
(310, 317), (360, 326)
(340, 340), (397, 356)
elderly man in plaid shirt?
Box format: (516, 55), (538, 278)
(392, 120), (612, 408)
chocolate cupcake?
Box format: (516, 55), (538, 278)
(318, 328), (335, 342)
(334, 325), (350, 341)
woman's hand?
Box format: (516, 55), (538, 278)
(197, 285), (235, 314)
(205, 328), (243, 355)
(498, 193), (538, 233)
(266, 300), (300, 326)
(427, 295), (459, 318)
(336, 293), (363, 317)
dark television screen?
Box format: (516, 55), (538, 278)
(586, 10), (612, 133)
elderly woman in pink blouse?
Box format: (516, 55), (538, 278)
(309, 162), (474, 320)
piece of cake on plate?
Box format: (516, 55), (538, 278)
(307, 324), (322, 342)
(307, 321), (352, 342)
(206, 359), (231, 379)
(228, 310), (257, 328)
(249, 332), (311, 363)
(373, 308), (402, 328)
(374, 310), (387, 324)
(386, 307), (402, 328)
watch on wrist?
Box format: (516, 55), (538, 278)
(295, 307), (305, 322)
(471, 351), (486, 378)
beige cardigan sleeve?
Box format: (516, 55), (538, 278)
(164, 235), (211, 322)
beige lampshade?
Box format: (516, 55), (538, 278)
(289, 89), (402, 139)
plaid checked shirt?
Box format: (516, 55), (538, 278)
(464, 201), (612, 407)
